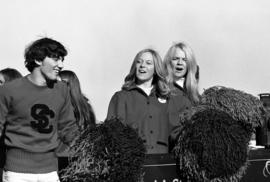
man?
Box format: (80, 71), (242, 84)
(0, 37), (78, 182)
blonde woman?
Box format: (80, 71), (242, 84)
(164, 42), (200, 151)
(107, 48), (170, 154)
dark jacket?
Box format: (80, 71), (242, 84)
(168, 83), (192, 152)
(107, 85), (169, 154)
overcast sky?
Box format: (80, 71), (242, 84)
(0, 0), (270, 121)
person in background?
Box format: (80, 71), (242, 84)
(0, 68), (22, 86)
(59, 70), (96, 130)
(0, 68), (23, 182)
(57, 70), (96, 171)
(107, 48), (170, 154)
(163, 42), (200, 152)
(0, 37), (78, 182)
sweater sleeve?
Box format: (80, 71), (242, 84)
(106, 92), (127, 123)
(0, 87), (9, 137)
(58, 86), (79, 146)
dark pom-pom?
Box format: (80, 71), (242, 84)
(201, 86), (266, 128)
(60, 118), (146, 182)
(174, 108), (253, 182)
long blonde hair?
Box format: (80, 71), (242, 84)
(123, 48), (170, 98)
(164, 42), (200, 103)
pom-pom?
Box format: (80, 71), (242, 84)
(60, 118), (146, 182)
(174, 108), (253, 182)
(201, 86), (266, 128)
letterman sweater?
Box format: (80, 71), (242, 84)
(0, 77), (78, 173)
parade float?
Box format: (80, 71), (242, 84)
(60, 86), (268, 182)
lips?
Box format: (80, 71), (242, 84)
(54, 69), (60, 74)
(138, 70), (147, 73)
(176, 67), (183, 71)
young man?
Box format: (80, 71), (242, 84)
(0, 38), (78, 182)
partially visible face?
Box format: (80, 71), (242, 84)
(39, 57), (64, 81)
(171, 48), (188, 80)
(61, 78), (69, 83)
(60, 77), (70, 85)
(0, 73), (5, 86)
(135, 52), (155, 84)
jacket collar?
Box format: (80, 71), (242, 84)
(173, 82), (186, 92)
(125, 83), (157, 96)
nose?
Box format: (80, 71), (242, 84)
(177, 58), (184, 65)
(57, 60), (64, 69)
(140, 61), (146, 68)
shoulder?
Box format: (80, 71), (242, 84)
(4, 77), (24, 87)
(55, 80), (68, 88)
(170, 85), (186, 96)
(48, 81), (70, 101)
(111, 90), (127, 100)
(169, 85), (191, 100)
(110, 89), (136, 104)
(0, 77), (24, 95)
(54, 80), (69, 92)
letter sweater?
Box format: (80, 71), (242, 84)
(0, 77), (78, 173)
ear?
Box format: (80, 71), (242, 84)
(34, 60), (42, 66)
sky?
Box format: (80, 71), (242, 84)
(0, 0), (270, 121)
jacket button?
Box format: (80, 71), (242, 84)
(131, 123), (138, 129)
(149, 115), (152, 118)
(150, 130), (153, 134)
(147, 101), (150, 104)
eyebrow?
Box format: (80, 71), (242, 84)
(137, 59), (153, 61)
(172, 56), (186, 59)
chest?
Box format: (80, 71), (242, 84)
(124, 92), (167, 122)
(8, 88), (65, 120)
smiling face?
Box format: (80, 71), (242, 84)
(38, 57), (64, 81)
(135, 52), (155, 85)
(171, 48), (188, 81)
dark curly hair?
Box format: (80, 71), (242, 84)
(24, 37), (67, 72)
